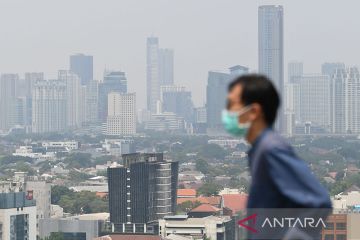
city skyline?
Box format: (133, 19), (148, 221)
(1, 1), (360, 107)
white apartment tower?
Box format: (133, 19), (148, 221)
(32, 80), (67, 133)
(58, 70), (85, 128)
(299, 74), (331, 129)
(344, 67), (360, 133)
(106, 92), (136, 135)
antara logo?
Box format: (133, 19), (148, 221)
(238, 214), (258, 233)
(237, 214), (326, 233)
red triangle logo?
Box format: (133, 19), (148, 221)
(237, 213), (258, 233)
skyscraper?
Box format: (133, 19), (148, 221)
(288, 61), (303, 83)
(258, 5), (284, 131)
(0, 74), (18, 132)
(159, 48), (174, 86)
(106, 92), (136, 136)
(32, 80), (67, 133)
(147, 37), (160, 113)
(70, 54), (93, 85)
(85, 80), (99, 123)
(322, 62), (346, 77)
(344, 67), (360, 134)
(58, 70), (84, 128)
(98, 71), (127, 122)
(107, 153), (178, 233)
(330, 68), (347, 133)
(160, 85), (194, 123)
(206, 65), (248, 130)
(298, 74), (331, 129)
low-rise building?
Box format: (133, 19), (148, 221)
(39, 213), (109, 240)
(0, 192), (37, 240)
(158, 215), (234, 240)
(332, 185), (360, 209)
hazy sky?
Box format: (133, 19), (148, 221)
(1, 0), (360, 108)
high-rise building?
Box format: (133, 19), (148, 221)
(70, 53), (93, 85)
(0, 74), (18, 132)
(86, 80), (99, 123)
(58, 70), (84, 128)
(107, 153), (178, 233)
(298, 74), (331, 129)
(258, 5), (284, 131)
(322, 63), (346, 134)
(160, 85), (194, 123)
(24, 72), (44, 97)
(147, 37), (160, 113)
(98, 71), (127, 122)
(322, 62), (346, 77)
(288, 61), (303, 83)
(0, 192), (37, 240)
(206, 66), (249, 131)
(330, 68), (347, 133)
(159, 48), (174, 86)
(344, 67), (360, 134)
(106, 92), (136, 136)
(32, 80), (67, 133)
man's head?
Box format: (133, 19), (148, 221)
(225, 74), (280, 142)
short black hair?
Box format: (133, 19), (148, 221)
(228, 74), (280, 126)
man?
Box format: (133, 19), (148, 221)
(223, 74), (331, 238)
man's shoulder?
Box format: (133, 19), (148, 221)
(260, 129), (291, 152)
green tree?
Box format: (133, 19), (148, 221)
(51, 185), (74, 204)
(197, 182), (221, 196)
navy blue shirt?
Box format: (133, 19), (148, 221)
(247, 128), (332, 209)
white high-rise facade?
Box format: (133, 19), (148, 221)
(147, 37), (160, 113)
(147, 37), (174, 113)
(288, 61), (303, 83)
(299, 74), (331, 129)
(32, 80), (67, 133)
(344, 67), (360, 133)
(159, 48), (174, 86)
(106, 92), (136, 135)
(258, 5), (284, 131)
(0, 74), (18, 132)
(58, 70), (85, 128)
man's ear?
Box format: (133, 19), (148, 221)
(251, 103), (262, 121)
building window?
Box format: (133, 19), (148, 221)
(336, 222), (346, 230)
(336, 234), (346, 240)
(325, 222), (334, 230)
(324, 235), (334, 240)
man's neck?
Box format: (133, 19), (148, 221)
(246, 122), (268, 144)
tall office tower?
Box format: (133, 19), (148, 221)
(58, 70), (84, 128)
(147, 37), (160, 113)
(160, 85), (194, 123)
(288, 61), (303, 83)
(85, 80), (99, 123)
(322, 62), (346, 77)
(194, 107), (207, 124)
(258, 5), (284, 131)
(206, 66), (249, 131)
(330, 68), (347, 133)
(70, 53), (93, 85)
(32, 80), (67, 133)
(0, 74), (18, 132)
(98, 71), (127, 122)
(24, 72), (44, 97)
(159, 48), (174, 86)
(299, 74), (331, 129)
(106, 92), (136, 136)
(322, 63), (346, 132)
(107, 153), (178, 233)
(344, 67), (360, 133)
(0, 192), (37, 240)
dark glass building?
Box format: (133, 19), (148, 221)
(107, 153), (178, 233)
(70, 54), (93, 85)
